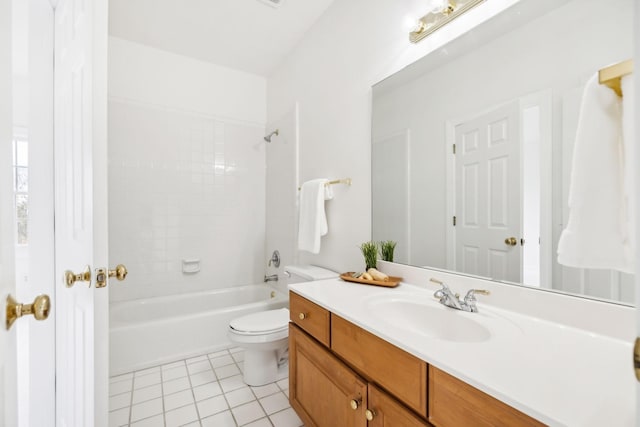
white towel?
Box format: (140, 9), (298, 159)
(557, 73), (634, 273)
(298, 179), (333, 254)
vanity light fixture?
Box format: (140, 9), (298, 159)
(410, 0), (485, 43)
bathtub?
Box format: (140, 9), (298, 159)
(109, 285), (288, 375)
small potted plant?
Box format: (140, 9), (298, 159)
(359, 241), (378, 270)
(379, 240), (397, 262)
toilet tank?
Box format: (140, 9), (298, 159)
(284, 265), (338, 285)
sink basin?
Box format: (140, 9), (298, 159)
(366, 297), (492, 343)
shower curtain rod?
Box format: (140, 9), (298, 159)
(599, 59), (633, 96)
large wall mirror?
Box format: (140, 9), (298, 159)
(372, 0), (634, 304)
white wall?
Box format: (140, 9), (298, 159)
(267, 0), (521, 273)
(108, 37), (267, 302)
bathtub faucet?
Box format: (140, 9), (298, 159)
(264, 274), (278, 283)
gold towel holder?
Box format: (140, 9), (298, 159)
(599, 59), (633, 97)
(298, 178), (352, 191)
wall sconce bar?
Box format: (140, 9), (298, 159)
(598, 59), (633, 97)
(410, 0), (485, 43)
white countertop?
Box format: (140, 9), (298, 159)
(289, 279), (635, 427)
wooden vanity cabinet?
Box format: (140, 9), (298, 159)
(290, 292), (331, 347)
(289, 324), (367, 427)
(368, 384), (431, 427)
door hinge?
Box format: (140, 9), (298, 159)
(453, 216), (457, 226)
(452, 144), (456, 154)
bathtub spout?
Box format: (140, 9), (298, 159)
(264, 274), (278, 283)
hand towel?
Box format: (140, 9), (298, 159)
(557, 73), (633, 273)
(298, 179), (330, 254)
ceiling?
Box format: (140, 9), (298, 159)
(108, 0), (337, 77)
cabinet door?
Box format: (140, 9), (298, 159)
(368, 384), (432, 427)
(289, 324), (367, 427)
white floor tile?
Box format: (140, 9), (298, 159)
(163, 365), (188, 381)
(162, 360), (185, 371)
(110, 372), (133, 383)
(108, 407), (129, 427)
(244, 418), (273, 427)
(165, 403), (199, 427)
(163, 389), (195, 411)
(215, 364), (241, 379)
(201, 410), (236, 427)
(251, 383), (279, 399)
(109, 392), (131, 411)
(283, 389), (289, 398)
(193, 381), (223, 401)
(187, 360), (212, 375)
(225, 386), (255, 408)
(132, 384), (162, 405)
(186, 355), (208, 365)
(135, 366), (160, 377)
(163, 376), (191, 395)
(231, 401), (266, 426)
(197, 394), (229, 418)
(130, 413), (164, 427)
(229, 347), (243, 354)
(269, 407), (303, 427)
(190, 369), (217, 387)
(220, 375), (246, 393)
(260, 392), (290, 415)
(130, 397), (163, 422)
(208, 350), (230, 359)
(134, 372), (162, 389)
(231, 351), (244, 363)
(210, 354), (234, 368)
(276, 378), (289, 390)
(181, 423), (200, 427)
(109, 379), (132, 396)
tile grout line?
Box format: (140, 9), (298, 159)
(209, 349), (241, 426)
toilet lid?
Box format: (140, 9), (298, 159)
(229, 308), (289, 334)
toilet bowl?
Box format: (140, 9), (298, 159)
(227, 265), (338, 386)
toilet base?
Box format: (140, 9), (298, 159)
(242, 347), (288, 386)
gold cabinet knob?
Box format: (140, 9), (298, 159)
(64, 266), (91, 288)
(365, 409), (375, 421)
(298, 313), (306, 320)
(504, 237), (518, 246)
(6, 294), (51, 330)
(350, 398), (360, 410)
(109, 264), (128, 281)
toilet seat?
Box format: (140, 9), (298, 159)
(229, 308), (289, 336)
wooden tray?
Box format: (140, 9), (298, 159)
(340, 272), (402, 288)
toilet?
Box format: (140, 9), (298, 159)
(228, 265), (338, 386)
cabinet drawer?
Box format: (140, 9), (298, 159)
(428, 366), (544, 427)
(368, 384), (432, 427)
(289, 292), (331, 347)
(331, 315), (427, 416)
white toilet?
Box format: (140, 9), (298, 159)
(227, 265), (338, 386)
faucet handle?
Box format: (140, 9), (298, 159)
(429, 278), (444, 285)
(464, 289), (490, 302)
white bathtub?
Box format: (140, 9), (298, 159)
(109, 285), (288, 375)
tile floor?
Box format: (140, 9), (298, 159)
(109, 347), (304, 427)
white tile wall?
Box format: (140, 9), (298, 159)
(109, 99), (266, 302)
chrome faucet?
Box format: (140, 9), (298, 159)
(264, 274), (278, 283)
(430, 278), (489, 313)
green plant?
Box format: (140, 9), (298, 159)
(359, 241), (378, 270)
(379, 240), (397, 262)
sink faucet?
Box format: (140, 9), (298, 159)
(430, 278), (489, 313)
(264, 274), (278, 283)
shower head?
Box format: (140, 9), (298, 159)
(264, 129), (279, 142)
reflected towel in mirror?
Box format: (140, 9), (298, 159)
(557, 73), (634, 273)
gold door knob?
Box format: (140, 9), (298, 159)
(504, 237), (517, 246)
(350, 398), (361, 410)
(6, 294), (51, 330)
(64, 266), (91, 288)
(298, 313), (306, 320)
(365, 409), (376, 421)
(109, 264), (128, 281)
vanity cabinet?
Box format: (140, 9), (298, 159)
(289, 292), (543, 427)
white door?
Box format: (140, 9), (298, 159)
(54, 0), (109, 426)
(454, 101), (521, 283)
(1, 0), (18, 424)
